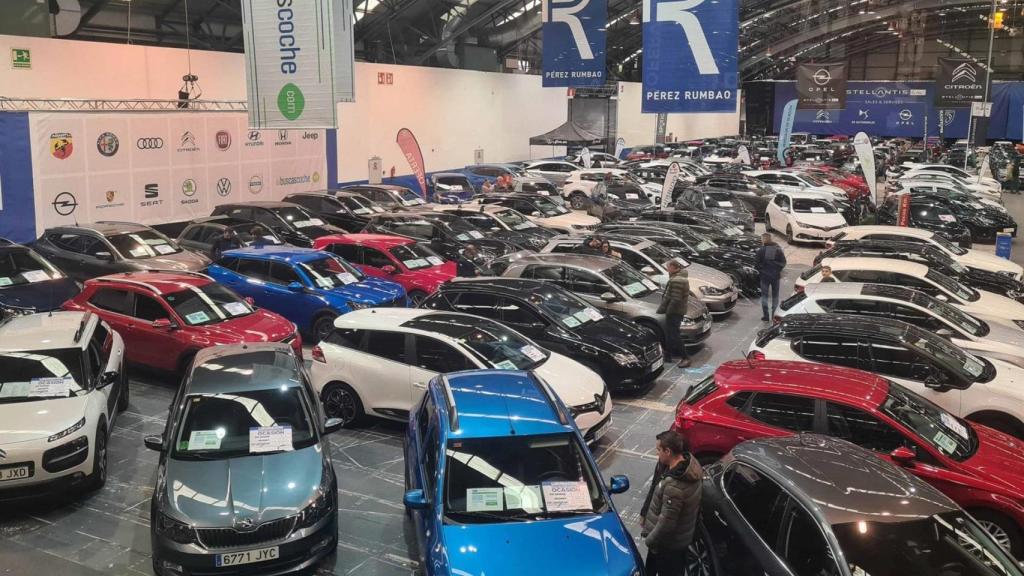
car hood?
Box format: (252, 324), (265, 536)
(441, 513), (638, 576)
(534, 352), (605, 406)
(196, 309), (295, 345)
(962, 424), (1024, 497)
(970, 289), (1024, 319)
(686, 262), (734, 289)
(962, 249), (1024, 278)
(323, 278), (405, 304)
(135, 250), (210, 272)
(540, 212), (601, 227)
(163, 446), (324, 527)
(292, 223), (346, 239)
(0, 277), (80, 312)
(792, 212), (848, 227)
(705, 246), (757, 266)
(637, 291), (708, 317)
(402, 262), (456, 291)
(0, 394), (90, 444)
(567, 316), (657, 356)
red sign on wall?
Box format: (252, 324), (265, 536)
(897, 194), (911, 227)
(377, 72), (394, 85)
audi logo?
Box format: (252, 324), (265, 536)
(136, 137), (164, 150)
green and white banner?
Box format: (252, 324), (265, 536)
(241, 0), (355, 129)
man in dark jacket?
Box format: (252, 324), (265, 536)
(574, 236), (606, 256)
(456, 243), (482, 277)
(210, 228), (241, 262)
(656, 259), (690, 368)
(642, 430), (703, 576)
(755, 233), (787, 321)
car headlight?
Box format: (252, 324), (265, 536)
(155, 512), (197, 545)
(48, 417), (86, 443)
(613, 352), (639, 366)
(680, 316), (696, 326)
(297, 490), (333, 529)
(347, 301), (368, 311)
(700, 285), (728, 296)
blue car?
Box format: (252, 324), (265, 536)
(207, 246), (407, 342)
(462, 163), (528, 191)
(0, 238), (80, 315)
(403, 370), (642, 576)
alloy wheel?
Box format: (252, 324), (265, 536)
(686, 531), (714, 576)
(324, 386), (357, 425)
(978, 519), (1012, 553)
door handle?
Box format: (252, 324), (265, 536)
(413, 381), (427, 389)
(713, 509), (728, 526)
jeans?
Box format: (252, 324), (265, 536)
(645, 548), (688, 576)
(760, 277), (781, 319)
(664, 314), (688, 361)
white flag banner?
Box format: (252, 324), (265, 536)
(852, 132), (876, 205)
(581, 148), (592, 168)
(660, 162), (680, 210)
(613, 137), (625, 159)
(241, 0), (355, 129)
(736, 145), (751, 166)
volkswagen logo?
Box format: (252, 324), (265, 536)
(137, 137), (164, 150)
(53, 191), (78, 216)
(812, 68), (831, 86)
(217, 177), (232, 197)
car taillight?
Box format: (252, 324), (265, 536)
(747, 350), (766, 361)
(772, 315), (782, 324)
(311, 345), (326, 363)
(794, 285), (805, 293)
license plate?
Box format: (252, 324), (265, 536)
(216, 546), (279, 567)
(651, 357), (664, 371)
(1003, 228), (1015, 234)
(590, 420), (611, 442)
(0, 465), (31, 482)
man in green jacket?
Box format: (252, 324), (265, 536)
(642, 430), (703, 575)
(657, 259), (690, 368)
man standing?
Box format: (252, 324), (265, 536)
(656, 259), (690, 368)
(210, 228), (240, 262)
(755, 233), (787, 321)
(457, 243), (482, 277)
(642, 430), (703, 576)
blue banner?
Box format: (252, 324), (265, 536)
(0, 112), (37, 243)
(541, 0), (607, 87)
(641, 0), (739, 113)
(777, 99), (798, 164)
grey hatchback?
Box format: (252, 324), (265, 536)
(146, 343), (341, 576)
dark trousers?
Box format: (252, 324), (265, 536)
(645, 548), (688, 576)
(664, 314), (688, 361)
(760, 277), (781, 320)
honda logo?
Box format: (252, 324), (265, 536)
(136, 137), (164, 150)
(812, 68), (831, 86)
(951, 62), (977, 83)
(548, 0), (595, 60)
(216, 177), (232, 197)
(643, 0), (719, 75)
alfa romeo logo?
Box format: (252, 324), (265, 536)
(812, 68), (831, 86)
(96, 132), (119, 157)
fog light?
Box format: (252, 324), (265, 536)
(159, 560), (184, 576)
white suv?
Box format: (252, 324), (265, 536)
(764, 190), (847, 243)
(0, 311), (126, 497)
(310, 308), (613, 442)
(561, 169), (658, 208)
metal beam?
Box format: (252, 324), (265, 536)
(74, 0), (111, 33)
(412, 0), (523, 64)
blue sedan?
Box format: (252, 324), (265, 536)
(207, 246), (407, 341)
(403, 370), (642, 576)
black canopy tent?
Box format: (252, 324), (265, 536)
(529, 121), (605, 146)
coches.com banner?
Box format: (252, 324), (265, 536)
(641, 0), (738, 113)
(541, 0), (608, 87)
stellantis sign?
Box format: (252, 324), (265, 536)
(541, 0), (608, 87)
(240, 0), (355, 128)
(934, 57), (988, 108)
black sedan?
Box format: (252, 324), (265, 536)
(210, 201), (347, 247)
(694, 173), (775, 219)
(420, 277), (665, 392)
(629, 209), (761, 251)
(0, 239), (80, 316)
(432, 206), (556, 251)
(363, 212), (517, 262)
(674, 186), (756, 232)
(282, 190), (390, 233)
(899, 187), (1017, 242)
(877, 195), (973, 248)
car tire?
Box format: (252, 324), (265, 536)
(408, 290), (428, 307)
(321, 382), (365, 427)
(687, 521), (719, 576)
(971, 509), (1023, 557)
(313, 313), (339, 344)
(116, 364), (129, 412)
(570, 192), (587, 210)
(85, 422), (108, 492)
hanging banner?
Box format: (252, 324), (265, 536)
(641, 0), (739, 113)
(541, 0), (607, 87)
(396, 128), (427, 199)
(852, 131), (876, 205)
(660, 161), (680, 209)
(935, 58), (988, 108)
(796, 62), (847, 110)
(736, 144), (751, 165)
(777, 99), (798, 164)
(614, 137), (625, 159)
(240, 0), (355, 129)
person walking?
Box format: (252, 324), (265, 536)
(755, 233), (787, 321)
(656, 259), (691, 368)
(641, 430), (703, 576)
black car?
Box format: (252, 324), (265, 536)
(210, 201), (346, 248)
(340, 184), (428, 210)
(176, 216), (285, 258)
(363, 212), (516, 262)
(282, 190), (389, 232)
(814, 239), (1024, 301)
(694, 173), (774, 219)
(877, 196), (973, 248)
(420, 278), (665, 392)
(897, 186), (1017, 242)
(0, 239), (80, 316)
(628, 210), (761, 251)
(435, 205), (556, 251)
(673, 186), (755, 232)
(32, 221), (210, 282)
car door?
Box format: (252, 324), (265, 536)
(87, 322), (119, 418)
(40, 232), (89, 279)
(267, 261), (318, 329)
(78, 235), (121, 279)
(354, 330), (410, 414)
(126, 290), (178, 371)
(409, 335), (475, 404)
(408, 397), (440, 564)
(766, 194), (786, 231)
(85, 286), (135, 357)
(176, 224), (209, 254)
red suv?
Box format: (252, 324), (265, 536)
(63, 271), (301, 374)
(675, 359), (1024, 556)
(313, 233), (455, 305)
(625, 144), (669, 162)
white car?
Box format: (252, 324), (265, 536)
(830, 225), (1024, 279)
(901, 163), (1000, 188)
(0, 311), (126, 496)
(764, 191), (847, 243)
(778, 282), (1024, 367)
(310, 308), (613, 441)
(901, 169), (1002, 194)
(799, 256), (1024, 325)
(746, 170), (849, 203)
(473, 195), (600, 234)
(894, 180), (1006, 212)
(748, 312), (1024, 438)
(522, 160), (581, 188)
(899, 173), (1002, 204)
(561, 168), (655, 209)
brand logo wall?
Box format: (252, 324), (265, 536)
(541, 0), (608, 87)
(141, 183), (163, 207)
(935, 58), (988, 107)
(178, 131), (200, 152)
(275, 130), (291, 146)
(246, 130), (264, 147)
(216, 130), (232, 150)
(95, 189), (124, 210)
(96, 132), (119, 157)
(641, 0), (738, 113)
(137, 137), (164, 150)
(50, 133), (73, 159)
(796, 62), (847, 110)
(396, 128), (428, 199)
(216, 178), (232, 197)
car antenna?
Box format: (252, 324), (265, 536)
(503, 385), (517, 436)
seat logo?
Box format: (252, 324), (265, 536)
(548, 0), (595, 60)
(145, 183), (159, 199)
(643, 0), (719, 75)
(137, 137), (164, 150)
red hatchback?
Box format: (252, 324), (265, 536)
(675, 359), (1024, 556)
(313, 233), (455, 305)
(63, 271), (301, 374)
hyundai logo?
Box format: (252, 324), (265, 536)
(137, 137), (164, 150)
(812, 68), (831, 86)
(216, 177), (232, 197)
(248, 130), (261, 141)
(52, 191), (78, 216)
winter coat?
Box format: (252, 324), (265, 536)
(657, 269), (689, 316)
(755, 242), (787, 281)
(642, 456), (703, 551)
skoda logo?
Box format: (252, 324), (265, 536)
(233, 517), (256, 531)
(812, 68), (831, 86)
(53, 191), (78, 216)
(182, 179), (197, 197)
(137, 137), (164, 150)
(899, 109), (913, 121)
(217, 177), (232, 197)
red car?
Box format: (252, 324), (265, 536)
(625, 144), (669, 162)
(803, 165), (870, 200)
(63, 271), (301, 374)
(675, 359), (1024, 555)
(313, 233), (455, 305)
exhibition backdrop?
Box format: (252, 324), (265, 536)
(541, 0), (608, 87)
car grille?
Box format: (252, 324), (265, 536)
(641, 343), (663, 364)
(196, 516), (297, 550)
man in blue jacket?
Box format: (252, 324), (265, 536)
(755, 233), (787, 321)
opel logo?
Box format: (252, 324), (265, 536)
(899, 109), (913, 121)
(812, 68), (831, 86)
(53, 191), (78, 216)
(217, 178), (232, 197)
(137, 137), (164, 150)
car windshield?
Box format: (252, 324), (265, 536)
(0, 349), (88, 402)
(925, 269), (978, 302)
(108, 230), (181, 259)
(0, 249), (65, 287)
(793, 199), (837, 214)
(403, 314), (548, 370)
(527, 287), (604, 329)
(172, 386), (317, 460)
(640, 244), (684, 267)
(703, 191), (736, 207)
(390, 243), (443, 270)
(229, 223), (282, 247)
(164, 283), (255, 327)
(397, 188), (427, 206)
(435, 177), (471, 190)
(534, 197), (571, 216)
(494, 209), (538, 230)
(271, 206), (325, 229)
(624, 172), (647, 186)
(906, 331), (987, 381)
(910, 292), (988, 337)
(882, 382), (977, 461)
(341, 196), (385, 215)
(930, 233), (968, 256)
(299, 254), (364, 289)
(832, 510), (1021, 576)
(443, 433), (607, 523)
(606, 262), (659, 298)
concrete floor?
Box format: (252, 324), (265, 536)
(2, 199), (1022, 575)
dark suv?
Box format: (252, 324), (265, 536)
(0, 238), (81, 315)
(176, 216), (284, 258)
(282, 190), (389, 232)
(363, 212), (516, 262)
(210, 201), (345, 247)
(877, 195), (973, 248)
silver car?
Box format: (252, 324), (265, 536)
(498, 252), (712, 347)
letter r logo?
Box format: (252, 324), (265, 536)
(643, 0), (720, 75)
(545, 0), (595, 60)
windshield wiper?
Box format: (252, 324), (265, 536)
(445, 510), (529, 524)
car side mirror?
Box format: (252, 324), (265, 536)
(890, 446), (916, 465)
(924, 371), (952, 391)
(608, 475), (630, 494)
(144, 435), (164, 452)
(99, 371), (118, 387)
(287, 281), (305, 292)
(324, 417), (344, 435)
(600, 291), (621, 302)
(381, 265), (398, 275)
(403, 489), (429, 510)
(95, 251), (114, 261)
(152, 318), (175, 330)
(641, 265), (656, 275)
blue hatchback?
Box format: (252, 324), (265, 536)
(403, 370), (641, 576)
(207, 246), (407, 342)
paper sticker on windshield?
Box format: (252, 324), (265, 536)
(307, 218), (324, 226)
(582, 308), (602, 321)
(718, 201), (733, 207)
(28, 377), (70, 397)
(520, 345), (546, 362)
(940, 413), (969, 439)
(315, 277), (334, 288)
(21, 270), (50, 283)
(0, 277), (11, 287)
(939, 214), (957, 223)
(623, 282), (646, 296)
(129, 247), (149, 258)
(185, 311), (210, 324)
(810, 207), (826, 213)
(293, 220), (313, 228)
(537, 190), (550, 196)
(223, 302), (249, 316)
(154, 244), (176, 255)
(372, 206), (386, 213)
(626, 193), (639, 200)
(335, 272), (357, 285)
(493, 360), (518, 370)
(562, 316), (581, 328)
(456, 234), (470, 241)
(426, 256), (444, 266)
(188, 430), (223, 450)
(541, 481), (593, 512)
(466, 487), (504, 512)
(573, 310), (593, 323)
(513, 223), (536, 230)
(642, 279), (659, 290)
(353, 208), (371, 215)
(505, 485), (543, 511)
(469, 231), (484, 239)
(263, 235), (278, 242)
(249, 426), (293, 453)
(404, 259), (428, 268)
(933, 430), (958, 454)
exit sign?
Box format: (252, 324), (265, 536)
(11, 48), (30, 69)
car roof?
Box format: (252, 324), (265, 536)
(548, 233), (653, 249)
(0, 311), (95, 352)
(87, 271), (213, 294)
(53, 221), (153, 235)
(219, 201), (297, 209)
(322, 233), (413, 248)
(778, 190), (839, 200)
(443, 370), (574, 439)
(343, 184), (411, 192)
(445, 276), (556, 295)
(187, 343), (302, 395)
(223, 246), (330, 263)
(507, 252), (620, 271)
(730, 435), (956, 526)
(776, 312), (921, 341)
(819, 256), (929, 276)
(840, 225), (934, 239)
(334, 307), (451, 330)
(715, 359), (890, 409)
(185, 216), (249, 227)
(435, 204), (506, 215)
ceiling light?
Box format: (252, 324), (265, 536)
(629, 11), (640, 25)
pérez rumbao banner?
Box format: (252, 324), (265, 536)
(542, 0), (608, 87)
(641, 0), (738, 113)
